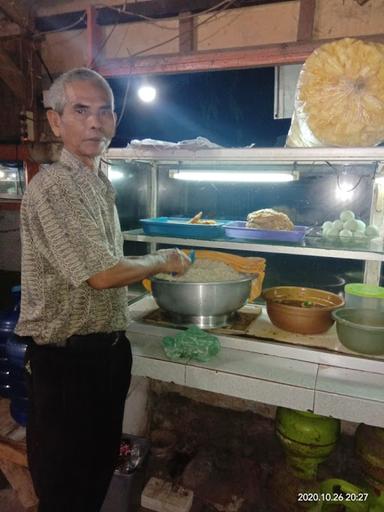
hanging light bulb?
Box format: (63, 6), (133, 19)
(137, 85), (157, 103)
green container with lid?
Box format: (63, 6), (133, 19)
(344, 283), (384, 311)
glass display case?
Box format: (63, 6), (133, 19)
(106, 146), (384, 426)
(106, 146), (384, 290)
(0, 162), (24, 199)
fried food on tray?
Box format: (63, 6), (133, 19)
(246, 209), (294, 231)
(188, 211), (203, 224)
(188, 212), (216, 224)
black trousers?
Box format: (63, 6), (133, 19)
(24, 332), (132, 512)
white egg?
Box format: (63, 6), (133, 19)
(322, 221), (333, 232)
(326, 228), (341, 238)
(332, 219), (344, 231)
(355, 220), (366, 232)
(340, 210), (355, 222)
(343, 219), (358, 232)
(322, 228), (333, 238)
(368, 237), (383, 251)
(339, 229), (353, 244)
(365, 225), (380, 238)
(353, 231), (366, 243)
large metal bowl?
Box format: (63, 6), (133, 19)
(150, 275), (254, 328)
(332, 308), (384, 355)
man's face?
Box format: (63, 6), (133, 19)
(47, 80), (116, 167)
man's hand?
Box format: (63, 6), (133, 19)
(156, 248), (191, 275)
(87, 248), (191, 289)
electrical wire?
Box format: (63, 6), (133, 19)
(41, 29), (85, 48)
(35, 47), (53, 83)
(89, 23), (118, 68)
(90, 0), (235, 65)
(32, 0), (237, 133)
(110, 0), (236, 129)
(198, 5), (243, 45)
(100, 157), (120, 166)
(94, 3), (181, 31)
(95, 0), (236, 30)
(128, 0), (237, 59)
(35, 12), (87, 35)
(116, 76), (131, 128)
(35, 0), (236, 72)
(326, 161), (369, 192)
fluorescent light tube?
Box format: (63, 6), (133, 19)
(170, 170), (297, 182)
(108, 169), (124, 180)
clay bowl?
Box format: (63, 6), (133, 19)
(262, 286), (345, 335)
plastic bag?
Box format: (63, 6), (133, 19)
(286, 38), (384, 147)
(162, 325), (220, 362)
(127, 136), (222, 149)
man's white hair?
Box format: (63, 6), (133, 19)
(45, 67), (115, 113)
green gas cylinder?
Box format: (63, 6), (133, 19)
(276, 408), (340, 480)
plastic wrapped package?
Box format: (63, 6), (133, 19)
(162, 325), (220, 362)
(286, 38), (384, 147)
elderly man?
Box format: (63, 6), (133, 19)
(15, 67), (190, 512)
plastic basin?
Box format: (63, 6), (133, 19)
(332, 308), (384, 355)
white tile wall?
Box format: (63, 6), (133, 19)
(316, 366), (384, 402)
(126, 298), (384, 427)
(185, 366), (315, 411)
(314, 391), (384, 427)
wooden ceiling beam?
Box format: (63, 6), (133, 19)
(95, 33), (384, 77)
(0, 0), (34, 33)
(0, 47), (25, 101)
(35, 0), (292, 31)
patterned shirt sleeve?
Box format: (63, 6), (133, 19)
(26, 170), (121, 288)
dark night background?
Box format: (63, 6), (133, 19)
(108, 67), (291, 147)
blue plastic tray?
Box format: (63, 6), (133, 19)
(224, 221), (309, 242)
(140, 217), (227, 239)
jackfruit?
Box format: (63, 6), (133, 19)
(286, 38), (384, 147)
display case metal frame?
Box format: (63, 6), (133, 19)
(106, 146), (384, 284)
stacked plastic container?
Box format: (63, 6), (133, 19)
(344, 283), (384, 311)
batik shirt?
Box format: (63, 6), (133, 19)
(15, 149), (129, 345)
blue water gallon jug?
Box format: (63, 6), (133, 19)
(0, 285), (21, 350)
(3, 286), (29, 426)
(0, 285), (21, 398)
(6, 333), (29, 370)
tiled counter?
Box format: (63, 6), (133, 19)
(126, 296), (384, 427)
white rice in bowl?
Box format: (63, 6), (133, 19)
(155, 259), (244, 282)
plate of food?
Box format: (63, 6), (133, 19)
(140, 212), (227, 239)
(224, 209), (309, 242)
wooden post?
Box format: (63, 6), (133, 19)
(297, 0), (316, 42)
(179, 11), (195, 53)
(86, 5), (102, 68)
